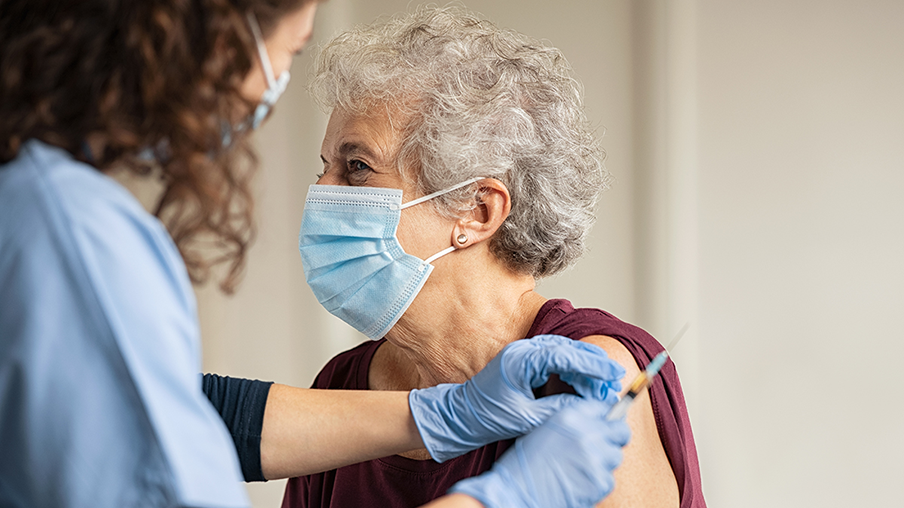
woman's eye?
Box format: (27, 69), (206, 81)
(348, 160), (371, 173)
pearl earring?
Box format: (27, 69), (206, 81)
(456, 234), (468, 244)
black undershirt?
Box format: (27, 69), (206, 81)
(201, 373), (272, 482)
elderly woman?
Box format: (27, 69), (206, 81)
(288, 6), (704, 508)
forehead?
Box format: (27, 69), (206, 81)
(321, 107), (405, 161)
(267, 2), (317, 47)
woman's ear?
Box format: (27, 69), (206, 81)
(451, 178), (511, 249)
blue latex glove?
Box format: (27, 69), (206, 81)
(449, 400), (631, 508)
(409, 334), (624, 462)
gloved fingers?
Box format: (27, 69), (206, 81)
(600, 444), (625, 472)
(548, 399), (631, 439)
(577, 404), (633, 459)
(558, 371), (622, 402)
(533, 336), (625, 381)
(515, 337), (626, 389)
(521, 392), (583, 423)
(594, 472), (617, 502)
(458, 400), (630, 508)
(529, 334), (622, 359)
(496, 335), (603, 383)
(522, 334), (612, 357)
(525, 395), (631, 450)
(589, 422), (628, 472)
(602, 419), (632, 448)
(517, 333), (575, 348)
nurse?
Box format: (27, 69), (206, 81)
(0, 1), (629, 508)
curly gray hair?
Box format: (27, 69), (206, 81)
(309, 5), (609, 278)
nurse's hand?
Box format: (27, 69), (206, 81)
(409, 334), (624, 462)
(448, 400), (631, 508)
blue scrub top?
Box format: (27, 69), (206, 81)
(0, 141), (249, 508)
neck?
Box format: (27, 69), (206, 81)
(382, 258), (547, 388)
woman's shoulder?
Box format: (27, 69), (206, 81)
(533, 299), (704, 507)
(530, 299), (665, 362)
(532, 300), (698, 507)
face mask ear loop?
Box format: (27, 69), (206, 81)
(247, 13), (278, 89)
(399, 177), (486, 210)
(423, 246), (457, 267)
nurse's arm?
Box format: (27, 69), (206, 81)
(260, 384), (423, 479)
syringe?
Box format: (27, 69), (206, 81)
(605, 323), (688, 421)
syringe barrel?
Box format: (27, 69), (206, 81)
(604, 393), (635, 421)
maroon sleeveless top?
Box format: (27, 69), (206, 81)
(282, 299), (706, 508)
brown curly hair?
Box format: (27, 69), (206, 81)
(0, 0), (313, 292)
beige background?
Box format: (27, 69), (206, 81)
(195, 1), (904, 506)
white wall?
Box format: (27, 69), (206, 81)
(696, 1), (904, 506)
(195, 1), (904, 506)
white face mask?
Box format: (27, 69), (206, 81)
(245, 12), (290, 130)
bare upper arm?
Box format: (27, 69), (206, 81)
(580, 335), (679, 508)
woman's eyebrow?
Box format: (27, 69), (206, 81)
(337, 141), (379, 162)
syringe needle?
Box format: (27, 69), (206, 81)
(665, 322), (690, 352)
(605, 323), (689, 421)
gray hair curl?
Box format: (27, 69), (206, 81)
(309, 5), (609, 278)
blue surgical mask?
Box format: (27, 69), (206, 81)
(220, 14), (290, 147)
(245, 12), (290, 130)
(298, 178), (483, 340)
